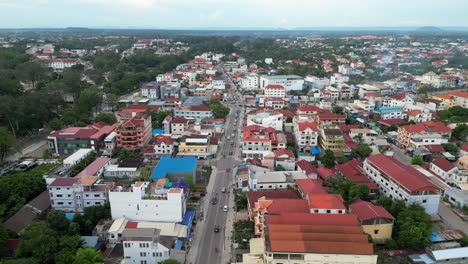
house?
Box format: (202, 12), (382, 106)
(39, 58), (86, 72)
(374, 107), (407, 120)
(76, 157), (111, 178)
(141, 81), (160, 99)
(319, 128), (344, 157)
(430, 158), (458, 182)
(442, 188), (468, 210)
(264, 97), (285, 110)
(274, 149), (296, 170)
(294, 122), (319, 152)
(308, 193), (346, 214)
(162, 115), (172, 134)
(153, 135), (176, 156)
(451, 91), (468, 108)
(170, 117), (190, 136)
(296, 160), (318, 179)
(163, 97), (183, 109)
(348, 200), (394, 243)
(459, 145), (468, 156)
(103, 132), (117, 157)
(407, 109), (432, 123)
(259, 75), (304, 92)
(397, 121), (452, 149)
(409, 246), (468, 264)
(48, 123), (116, 156)
(122, 227), (172, 264)
(48, 177), (113, 212)
(246, 109), (283, 131)
(316, 113), (346, 126)
(178, 134), (214, 159)
(247, 166), (307, 191)
(456, 155), (468, 170)
(349, 128), (378, 144)
(263, 84), (286, 98)
(109, 182), (185, 222)
(363, 154), (441, 214)
(63, 148), (93, 168)
(335, 161), (378, 192)
(103, 164), (140, 178)
(296, 105), (322, 115)
(242, 125), (275, 158)
(382, 93), (414, 108)
(115, 113), (152, 151)
(174, 105), (213, 120)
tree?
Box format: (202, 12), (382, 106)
(338, 156), (349, 164)
(356, 144), (373, 157)
(94, 112), (116, 125)
(443, 143), (458, 156)
(332, 105), (344, 114)
(62, 68), (83, 97)
(16, 222), (58, 263)
(275, 165), (286, 171)
(73, 248), (103, 264)
(15, 62), (48, 88)
(349, 184), (370, 202)
(151, 110), (171, 129)
(49, 118), (63, 131)
(0, 127), (15, 161)
(411, 155), (425, 165)
(321, 149), (335, 168)
(47, 210), (70, 235)
(0, 223), (8, 257)
(451, 124), (468, 141)
(158, 260), (181, 264)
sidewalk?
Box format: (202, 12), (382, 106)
(185, 166), (218, 264)
(222, 173), (237, 263)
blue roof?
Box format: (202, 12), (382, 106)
(238, 164), (248, 168)
(311, 147), (322, 155)
(375, 107), (403, 114)
(151, 156), (197, 179)
(429, 232), (444, 242)
(174, 240), (183, 250)
(171, 179), (188, 192)
(152, 129), (163, 135)
(178, 210), (196, 226)
(148, 101), (165, 106)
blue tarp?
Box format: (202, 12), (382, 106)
(151, 156), (197, 179)
(178, 210), (196, 226)
(311, 147), (322, 155)
(171, 179), (188, 193)
(429, 232), (444, 242)
(65, 213), (82, 220)
(174, 240), (183, 250)
(152, 129), (163, 135)
(238, 164), (248, 168)
(148, 101), (165, 106)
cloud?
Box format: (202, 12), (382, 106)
(209, 10), (223, 20)
(0, 0), (48, 8)
(81, 0), (163, 9)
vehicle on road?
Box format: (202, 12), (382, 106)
(226, 136), (230, 140)
(214, 225), (220, 233)
(222, 187), (227, 193)
(211, 198), (217, 205)
(229, 151), (233, 155)
(223, 205), (228, 212)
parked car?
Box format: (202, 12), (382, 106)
(223, 205), (228, 212)
(211, 198), (217, 205)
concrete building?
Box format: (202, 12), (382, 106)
(242, 125), (275, 159)
(294, 122), (319, 153)
(246, 110), (283, 131)
(349, 200), (394, 243)
(263, 84), (286, 98)
(122, 227), (171, 264)
(141, 81), (160, 99)
(260, 75), (304, 92)
(397, 121), (452, 149)
(349, 128), (378, 144)
(109, 182), (185, 222)
(374, 107), (407, 120)
(174, 105), (213, 120)
(319, 128), (344, 157)
(115, 113), (152, 151)
(241, 73), (259, 90)
(363, 154), (441, 214)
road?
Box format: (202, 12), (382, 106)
(193, 64), (244, 264)
(438, 202), (468, 234)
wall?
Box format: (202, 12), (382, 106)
(123, 240), (170, 264)
(362, 223), (393, 242)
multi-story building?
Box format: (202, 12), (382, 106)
(246, 110), (283, 131)
(242, 125), (275, 158)
(178, 135), (214, 159)
(115, 113), (152, 151)
(260, 75), (304, 92)
(308, 193), (346, 214)
(374, 107), (407, 120)
(39, 58), (86, 72)
(163, 98), (183, 109)
(296, 105), (322, 115)
(349, 200), (394, 243)
(293, 122), (319, 152)
(319, 128), (344, 157)
(363, 154), (441, 214)
(174, 105), (213, 120)
(140, 81), (160, 99)
(48, 177), (113, 212)
(353, 99), (375, 112)
(349, 128), (378, 144)
(170, 117), (190, 136)
(109, 182), (185, 222)
(430, 158), (461, 184)
(240, 73), (259, 90)
(263, 84), (286, 98)
(396, 121), (452, 149)
(122, 227), (171, 264)
(316, 113), (346, 126)
(153, 135), (176, 156)
(407, 109), (432, 123)
(103, 132), (117, 157)
(48, 123), (116, 156)
(264, 97), (285, 110)
(381, 93), (414, 108)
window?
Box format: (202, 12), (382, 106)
(326, 210), (331, 213)
(57, 202), (63, 205)
(57, 194), (63, 197)
(314, 209), (319, 213)
(94, 194), (100, 197)
(422, 199), (427, 203)
(124, 243), (131, 247)
(374, 230), (379, 234)
(140, 261), (147, 264)
(140, 252), (146, 257)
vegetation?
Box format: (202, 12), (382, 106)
(326, 177), (370, 205)
(0, 164), (55, 222)
(158, 260), (181, 264)
(377, 196), (432, 250)
(204, 99), (230, 119)
(0, 127), (15, 161)
(442, 143), (458, 156)
(94, 112), (117, 125)
(275, 165), (286, 171)
(437, 106), (468, 123)
(320, 149), (336, 168)
(70, 152), (97, 177)
(114, 148), (140, 161)
(331, 106), (344, 115)
(234, 189), (248, 211)
(411, 155), (425, 165)
(451, 124), (468, 141)
(151, 110), (171, 129)
(232, 220), (255, 249)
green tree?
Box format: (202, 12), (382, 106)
(321, 149), (335, 168)
(0, 127), (15, 161)
(56, 249), (76, 264)
(338, 156), (349, 164)
(151, 110), (171, 129)
(49, 118), (63, 131)
(62, 68), (83, 98)
(158, 260), (181, 264)
(47, 210), (70, 235)
(73, 248), (103, 264)
(411, 155), (425, 165)
(451, 124), (468, 141)
(275, 165), (286, 171)
(356, 144), (373, 157)
(16, 222), (58, 263)
(15, 62), (48, 88)
(94, 112), (116, 125)
(332, 105), (344, 114)
(0, 223), (8, 257)
(349, 184), (370, 202)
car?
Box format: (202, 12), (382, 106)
(211, 198), (217, 205)
(226, 168), (230, 172)
(222, 187), (227, 193)
(229, 152), (233, 155)
(223, 205), (228, 212)
(214, 225), (220, 233)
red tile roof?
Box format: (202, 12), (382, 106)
(366, 154), (441, 192)
(317, 113), (346, 120)
(76, 157), (111, 177)
(274, 149), (295, 159)
(296, 160), (318, 176)
(267, 213), (359, 226)
(432, 158), (456, 172)
(390, 93), (407, 100)
(378, 118), (407, 126)
(171, 117), (188, 124)
(317, 167), (336, 180)
(125, 222), (138, 228)
(247, 190), (301, 208)
(425, 144), (445, 152)
(298, 122), (318, 132)
(461, 144), (468, 152)
(265, 199), (310, 215)
(268, 239), (374, 255)
(308, 194), (346, 210)
(49, 178), (79, 187)
(338, 125), (359, 133)
(407, 109), (421, 117)
(265, 84), (284, 89)
(297, 105), (322, 112)
(400, 121), (451, 133)
(49, 127), (99, 139)
(349, 200), (394, 221)
(276, 109), (295, 117)
(190, 105), (212, 111)
(296, 179), (326, 196)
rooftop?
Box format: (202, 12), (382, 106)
(349, 200), (394, 221)
(151, 156), (197, 179)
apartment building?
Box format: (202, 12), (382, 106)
(293, 122), (319, 152)
(240, 73), (259, 90)
(319, 128), (344, 157)
(316, 113), (346, 126)
(115, 113), (152, 151)
(122, 228), (171, 264)
(242, 125), (275, 158)
(178, 135), (213, 159)
(246, 110), (283, 131)
(174, 105), (213, 120)
(260, 75), (304, 92)
(263, 84), (286, 98)
(170, 117), (190, 136)
(264, 97), (286, 110)
(374, 107), (407, 120)
(363, 154), (441, 214)
(109, 182), (185, 222)
(48, 177), (113, 212)
(140, 81), (160, 99)
(153, 136), (176, 156)
(349, 128), (378, 144)
(397, 121), (452, 149)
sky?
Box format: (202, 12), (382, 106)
(0, 0), (467, 29)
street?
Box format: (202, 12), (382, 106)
(190, 64), (244, 264)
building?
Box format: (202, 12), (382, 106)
(263, 84), (286, 98)
(63, 148), (93, 168)
(374, 107), (407, 120)
(319, 128), (344, 157)
(296, 161), (318, 179)
(150, 156), (197, 182)
(153, 136), (176, 156)
(430, 158), (458, 182)
(103, 132), (117, 157)
(409, 246), (468, 264)
(48, 123), (116, 156)
(178, 135), (213, 159)
(308, 193), (346, 214)
(242, 125), (275, 158)
(348, 200), (394, 243)
(247, 166), (307, 191)
(109, 182), (185, 222)
(294, 122), (319, 153)
(103, 165), (140, 178)
(349, 128), (378, 144)
(122, 227), (171, 264)
(274, 149), (296, 170)
(260, 75), (304, 92)
(48, 177), (113, 212)
(76, 157), (111, 178)
(246, 110), (283, 131)
(241, 73), (259, 90)
(451, 91), (468, 108)
(174, 105), (213, 120)
(397, 121), (452, 149)
(363, 154), (441, 214)
(141, 81), (160, 99)
(39, 58), (86, 72)
(407, 109), (432, 123)
(316, 113), (346, 126)
(170, 117), (190, 136)
(115, 113), (152, 151)
(264, 97), (286, 110)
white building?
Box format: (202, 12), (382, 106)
(103, 165), (140, 178)
(349, 128), (378, 145)
(260, 75), (304, 92)
(108, 182), (185, 222)
(263, 84), (286, 98)
(63, 148), (93, 168)
(246, 110), (283, 131)
(363, 154), (441, 214)
(240, 73), (259, 90)
(293, 122), (319, 152)
(141, 81), (160, 99)
(174, 105), (213, 120)
(122, 228), (171, 264)
(48, 177), (113, 212)
(40, 58), (86, 73)
(247, 165), (307, 191)
(304, 75), (330, 90)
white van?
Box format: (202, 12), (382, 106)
(223, 205), (228, 212)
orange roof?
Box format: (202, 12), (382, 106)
(256, 198), (310, 215)
(268, 213), (359, 226)
(168, 188), (183, 194)
(407, 109), (421, 117)
(269, 231), (369, 243)
(268, 224), (364, 234)
(75, 176), (97, 186)
(308, 194), (346, 210)
(269, 239), (374, 255)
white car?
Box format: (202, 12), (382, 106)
(223, 205), (228, 212)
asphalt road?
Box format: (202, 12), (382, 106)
(195, 66), (243, 264)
